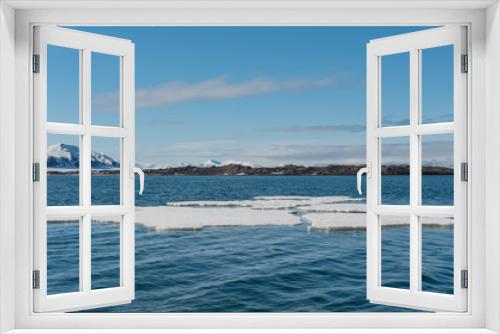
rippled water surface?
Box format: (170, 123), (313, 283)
(46, 175), (454, 312)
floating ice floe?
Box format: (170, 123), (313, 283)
(166, 200), (254, 208)
(302, 213), (453, 232)
(301, 212), (367, 231)
(48, 195), (452, 233)
(167, 196), (357, 211)
(253, 196), (311, 200)
(135, 206), (302, 231)
(295, 203), (366, 213)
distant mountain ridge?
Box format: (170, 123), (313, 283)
(47, 144), (453, 176)
(47, 143), (120, 170)
(202, 159), (253, 168)
(138, 164), (453, 176)
(49, 162), (453, 176)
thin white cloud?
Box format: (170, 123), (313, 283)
(260, 124), (365, 134)
(137, 140), (367, 166)
(93, 75), (340, 112)
(136, 139), (453, 167)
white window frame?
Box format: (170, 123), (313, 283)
(366, 26), (468, 312)
(0, 1), (499, 333)
(32, 26), (136, 312)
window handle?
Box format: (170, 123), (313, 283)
(356, 163), (371, 195)
(131, 164), (145, 195)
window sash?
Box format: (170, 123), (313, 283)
(366, 26), (468, 312)
(32, 25), (136, 313)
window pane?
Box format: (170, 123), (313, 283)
(47, 218), (80, 294)
(421, 216), (454, 294)
(381, 136), (410, 205)
(380, 215), (410, 289)
(47, 45), (80, 124)
(91, 137), (121, 205)
(421, 45), (454, 124)
(47, 134), (80, 206)
(421, 134), (454, 206)
(91, 52), (121, 127)
(92, 216), (121, 290)
(380, 52), (410, 127)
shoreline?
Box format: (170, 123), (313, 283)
(47, 164), (453, 176)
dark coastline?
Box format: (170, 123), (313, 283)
(48, 164), (453, 176)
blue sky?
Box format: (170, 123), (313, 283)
(48, 26), (454, 167)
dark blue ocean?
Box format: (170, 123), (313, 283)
(46, 175), (454, 312)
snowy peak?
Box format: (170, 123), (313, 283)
(220, 160), (254, 167)
(202, 159), (222, 167)
(136, 162), (170, 170)
(91, 151), (120, 169)
(201, 159), (254, 168)
(47, 144), (80, 169)
(48, 143), (79, 160)
(47, 143), (119, 169)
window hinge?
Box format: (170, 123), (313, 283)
(461, 162), (468, 182)
(32, 54), (40, 73)
(461, 269), (468, 289)
(32, 270), (40, 289)
(33, 162), (40, 182)
(461, 54), (468, 73)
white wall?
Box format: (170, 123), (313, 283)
(485, 2), (500, 333)
(1, 2), (498, 332)
(0, 2), (16, 333)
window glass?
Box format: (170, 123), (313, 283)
(380, 215), (410, 289)
(47, 218), (80, 294)
(91, 137), (121, 206)
(47, 45), (80, 124)
(421, 45), (454, 124)
(91, 52), (121, 127)
(421, 134), (454, 206)
(92, 216), (121, 290)
(381, 52), (410, 127)
(421, 216), (454, 294)
(47, 134), (80, 206)
(381, 136), (410, 205)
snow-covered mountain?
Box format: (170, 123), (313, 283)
(91, 151), (120, 169)
(220, 160), (254, 167)
(201, 159), (254, 168)
(202, 159), (222, 167)
(136, 162), (171, 170)
(47, 145), (255, 170)
(47, 143), (120, 169)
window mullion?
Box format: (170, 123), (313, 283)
(80, 48), (92, 293)
(409, 48), (422, 293)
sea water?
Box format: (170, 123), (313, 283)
(46, 175), (453, 312)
